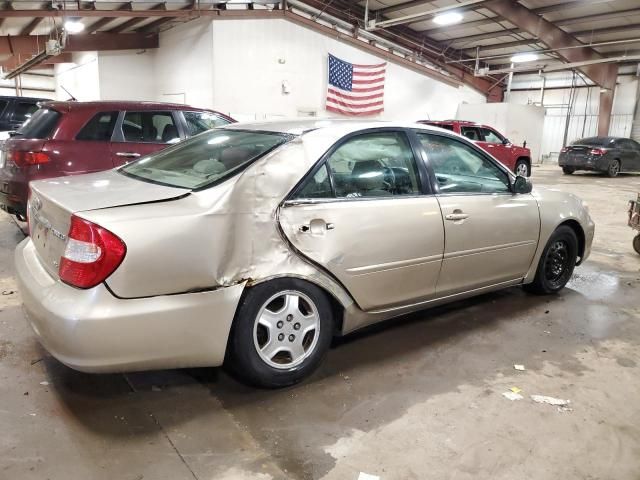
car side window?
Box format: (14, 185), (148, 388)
(12, 102), (39, 123)
(296, 164), (333, 199)
(460, 126), (481, 141)
(417, 133), (511, 194)
(480, 128), (503, 144)
(294, 132), (421, 199)
(76, 111), (118, 141)
(122, 111), (179, 144)
(184, 111), (231, 136)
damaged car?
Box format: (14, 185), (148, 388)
(16, 120), (594, 387)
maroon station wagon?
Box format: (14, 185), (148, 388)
(0, 101), (235, 219)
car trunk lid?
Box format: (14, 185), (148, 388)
(29, 169), (190, 278)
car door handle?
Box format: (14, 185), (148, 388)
(445, 213), (469, 221)
(115, 152), (141, 158)
(299, 220), (334, 233)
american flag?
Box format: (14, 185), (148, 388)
(326, 54), (386, 116)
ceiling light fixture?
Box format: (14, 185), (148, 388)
(64, 19), (85, 34)
(510, 53), (539, 63)
(432, 12), (463, 25)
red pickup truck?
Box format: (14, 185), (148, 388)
(418, 120), (532, 177)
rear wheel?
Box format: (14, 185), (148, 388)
(227, 278), (334, 388)
(515, 159), (530, 177)
(606, 159), (621, 177)
(633, 234), (640, 255)
(524, 226), (578, 295)
(562, 167), (575, 175)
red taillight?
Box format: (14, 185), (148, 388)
(589, 148), (606, 156)
(9, 150), (50, 167)
(59, 215), (126, 289)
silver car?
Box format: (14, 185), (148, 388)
(16, 120), (594, 387)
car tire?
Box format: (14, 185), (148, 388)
(562, 167), (575, 175)
(515, 159), (530, 177)
(633, 234), (640, 255)
(226, 278), (334, 388)
(606, 159), (621, 177)
(524, 225), (578, 295)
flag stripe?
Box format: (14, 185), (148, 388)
(352, 77), (385, 85)
(352, 61), (386, 69)
(327, 88), (384, 101)
(351, 85), (385, 93)
(327, 95), (384, 107)
(327, 105), (384, 116)
(352, 69), (386, 77)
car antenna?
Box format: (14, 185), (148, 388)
(60, 86), (77, 101)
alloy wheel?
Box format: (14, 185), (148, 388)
(516, 162), (529, 177)
(609, 160), (620, 177)
(253, 290), (320, 369)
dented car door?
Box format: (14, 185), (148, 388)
(279, 130), (444, 311)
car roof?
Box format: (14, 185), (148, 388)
(222, 118), (444, 136)
(41, 100), (218, 113)
(421, 119), (487, 127)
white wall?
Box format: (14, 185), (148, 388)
(209, 18), (485, 120)
(508, 72), (639, 159)
(54, 51), (100, 101)
(98, 50), (156, 101)
(154, 19), (214, 108)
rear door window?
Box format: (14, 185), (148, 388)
(183, 111), (232, 136)
(12, 101), (39, 124)
(15, 108), (61, 139)
(122, 111), (179, 144)
(460, 126), (482, 141)
(76, 111), (118, 141)
(0, 100), (8, 116)
(480, 128), (504, 144)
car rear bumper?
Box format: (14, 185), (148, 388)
(558, 155), (608, 172)
(0, 176), (27, 216)
(15, 238), (245, 373)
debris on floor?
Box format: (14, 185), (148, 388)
(357, 473), (380, 480)
(531, 395), (570, 407)
(514, 364), (526, 371)
(151, 385), (162, 392)
(502, 391), (524, 401)
(2, 290), (15, 295)
(39, 381), (49, 386)
(510, 387), (522, 394)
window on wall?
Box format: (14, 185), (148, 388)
(122, 111), (179, 143)
(417, 133), (510, 194)
(76, 111), (118, 141)
(295, 132), (421, 199)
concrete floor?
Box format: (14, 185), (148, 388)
(1, 165), (639, 480)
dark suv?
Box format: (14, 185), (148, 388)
(0, 96), (48, 138)
(0, 101), (234, 218)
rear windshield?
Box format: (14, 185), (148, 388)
(15, 108), (61, 139)
(573, 137), (614, 147)
(120, 129), (291, 189)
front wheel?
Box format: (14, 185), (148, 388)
(226, 278), (334, 388)
(606, 159), (621, 177)
(515, 159), (531, 177)
(633, 234), (640, 255)
(562, 167), (575, 175)
(524, 226), (578, 295)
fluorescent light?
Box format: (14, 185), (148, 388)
(433, 12), (463, 25)
(510, 53), (538, 63)
(64, 20), (85, 34)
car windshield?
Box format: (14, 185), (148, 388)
(120, 129), (291, 189)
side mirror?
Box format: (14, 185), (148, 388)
(512, 175), (532, 194)
(7, 131), (18, 137)
(502, 138), (511, 146)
